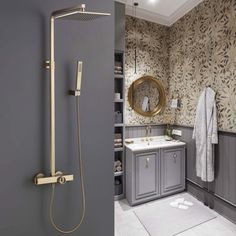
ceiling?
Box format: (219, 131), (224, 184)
(116, 0), (203, 26)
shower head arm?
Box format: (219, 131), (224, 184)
(52, 4), (86, 19)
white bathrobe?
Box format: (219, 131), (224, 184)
(192, 87), (218, 182)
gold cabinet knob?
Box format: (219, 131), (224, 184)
(146, 158), (150, 168)
(173, 153), (177, 163)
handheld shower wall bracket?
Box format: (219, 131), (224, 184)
(69, 90), (80, 96)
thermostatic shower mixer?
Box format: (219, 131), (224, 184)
(34, 172), (74, 185)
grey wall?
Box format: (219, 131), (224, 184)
(0, 0), (114, 235)
(115, 2), (125, 51)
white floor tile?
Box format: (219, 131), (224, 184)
(115, 193), (236, 236)
(177, 215), (236, 236)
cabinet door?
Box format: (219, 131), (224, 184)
(161, 148), (185, 195)
(135, 152), (159, 200)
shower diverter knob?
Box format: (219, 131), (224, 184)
(58, 176), (67, 184)
(55, 171), (66, 184)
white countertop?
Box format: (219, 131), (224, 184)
(125, 136), (186, 152)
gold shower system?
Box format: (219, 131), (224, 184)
(34, 3), (110, 185)
(33, 3), (110, 234)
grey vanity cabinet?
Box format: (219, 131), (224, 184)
(126, 148), (160, 205)
(161, 147), (185, 196)
(126, 145), (185, 206)
(135, 151), (160, 200)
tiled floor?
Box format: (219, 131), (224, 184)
(115, 193), (236, 236)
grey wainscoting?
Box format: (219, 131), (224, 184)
(125, 125), (165, 139)
(174, 125), (236, 224)
(213, 132), (236, 205)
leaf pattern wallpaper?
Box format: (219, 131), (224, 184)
(125, 0), (236, 133)
(125, 16), (171, 125)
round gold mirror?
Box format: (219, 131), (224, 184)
(128, 76), (166, 117)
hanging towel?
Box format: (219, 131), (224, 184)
(142, 96), (149, 112)
(192, 87), (218, 182)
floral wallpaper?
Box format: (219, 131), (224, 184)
(125, 16), (171, 125)
(169, 0), (236, 132)
(125, 0), (236, 132)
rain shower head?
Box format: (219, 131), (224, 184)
(52, 4), (111, 20)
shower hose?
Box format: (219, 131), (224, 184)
(49, 98), (86, 234)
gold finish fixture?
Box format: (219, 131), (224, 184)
(76, 61), (83, 91)
(50, 16), (56, 177)
(44, 60), (51, 69)
(34, 3), (110, 234)
(34, 172), (74, 185)
(69, 61), (83, 97)
(35, 4), (110, 182)
(52, 4), (110, 21)
(128, 76), (166, 117)
(146, 158), (150, 168)
(145, 125), (152, 141)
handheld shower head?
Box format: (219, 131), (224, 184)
(76, 61), (83, 93)
(69, 61), (83, 97)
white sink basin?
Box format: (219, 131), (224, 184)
(125, 136), (185, 151)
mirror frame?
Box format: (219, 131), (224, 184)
(128, 76), (166, 117)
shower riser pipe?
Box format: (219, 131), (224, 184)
(50, 16), (56, 177)
(34, 16), (74, 186)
